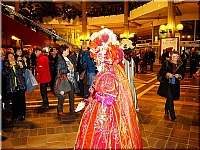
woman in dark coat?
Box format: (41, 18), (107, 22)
(3, 52), (26, 121)
(157, 51), (184, 121)
(55, 46), (75, 116)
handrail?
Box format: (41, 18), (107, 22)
(1, 3), (74, 47)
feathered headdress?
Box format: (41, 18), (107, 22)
(89, 28), (124, 65)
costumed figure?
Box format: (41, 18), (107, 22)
(120, 39), (139, 112)
(74, 28), (142, 149)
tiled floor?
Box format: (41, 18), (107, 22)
(1, 64), (199, 149)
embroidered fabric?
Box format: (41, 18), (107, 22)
(74, 64), (142, 149)
(74, 28), (142, 149)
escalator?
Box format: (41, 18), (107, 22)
(1, 3), (73, 48)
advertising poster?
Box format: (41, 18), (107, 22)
(160, 37), (179, 55)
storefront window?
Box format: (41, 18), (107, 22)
(180, 20), (195, 41)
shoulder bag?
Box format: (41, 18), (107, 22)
(24, 69), (38, 93)
(54, 69), (71, 96)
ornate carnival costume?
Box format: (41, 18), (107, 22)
(120, 39), (139, 111)
(74, 29), (142, 149)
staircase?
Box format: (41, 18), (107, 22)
(1, 3), (74, 48)
(26, 97), (84, 109)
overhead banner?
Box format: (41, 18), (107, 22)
(160, 37), (179, 55)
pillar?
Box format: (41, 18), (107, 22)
(124, 0), (129, 38)
(82, 0), (87, 45)
(167, 1), (175, 37)
(14, 0), (20, 12)
(151, 22), (154, 44)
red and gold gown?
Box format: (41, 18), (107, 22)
(74, 63), (142, 149)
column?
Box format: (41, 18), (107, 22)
(124, 0), (129, 38)
(14, 0), (20, 12)
(151, 22), (154, 44)
(82, 0), (87, 45)
(167, 1), (175, 37)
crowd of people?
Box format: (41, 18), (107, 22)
(0, 44), (98, 123)
(1, 37), (200, 148)
(1, 45), (199, 120)
(134, 48), (156, 74)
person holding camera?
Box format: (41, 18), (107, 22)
(3, 52), (27, 121)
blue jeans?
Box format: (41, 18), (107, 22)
(87, 73), (95, 87)
(74, 73), (80, 93)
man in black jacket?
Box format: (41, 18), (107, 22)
(70, 45), (80, 94)
(189, 48), (198, 78)
(180, 50), (189, 72)
(149, 48), (155, 72)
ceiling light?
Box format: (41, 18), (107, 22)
(11, 36), (20, 40)
(176, 24), (184, 31)
(159, 24), (166, 31)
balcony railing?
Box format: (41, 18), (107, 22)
(1, 3), (74, 47)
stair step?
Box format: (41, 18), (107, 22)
(26, 97), (84, 104)
(16, 97), (85, 109)
(26, 101), (82, 108)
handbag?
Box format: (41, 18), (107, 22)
(24, 69), (38, 93)
(157, 78), (168, 98)
(54, 69), (71, 96)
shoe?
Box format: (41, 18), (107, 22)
(41, 105), (49, 109)
(70, 109), (77, 113)
(18, 116), (25, 121)
(83, 95), (89, 98)
(193, 73), (198, 79)
(165, 111), (169, 116)
(11, 116), (18, 121)
(58, 112), (65, 116)
(75, 91), (80, 94)
(171, 117), (177, 122)
(164, 109), (169, 116)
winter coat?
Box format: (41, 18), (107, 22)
(70, 52), (79, 73)
(56, 54), (71, 75)
(82, 50), (96, 73)
(36, 53), (51, 83)
(48, 54), (58, 74)
(54, 55), (73, 98)
(157, 60), (184, 100)
(3, 61), (26, 93)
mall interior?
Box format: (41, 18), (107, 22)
(1, 0), (200, 149)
